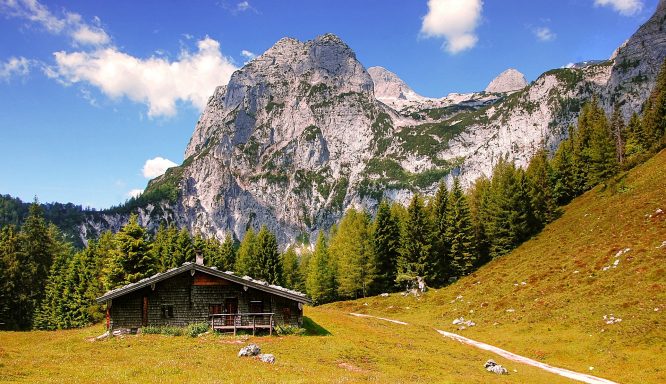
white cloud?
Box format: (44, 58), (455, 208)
(127, 189), (144, 198)
(241, 49), (256, 63)
(71, 24), (110, 46)
(237, 1), (251, 11)
(49, 37), (238, 117)
(420, 0), (483, 54)
(0, 0), (112, 47)
(594, 0), (643, 16)
(142, 157), (178, 179)
(0, 56), (31, 81)
(534, 27), (556, 42)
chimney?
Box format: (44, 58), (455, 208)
(195, 252), (204, 266)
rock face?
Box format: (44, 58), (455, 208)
(485, 68), (528, 93)
(81, 5), (666, 247)
(605, 0), (666, 117)
(368, 66), (425, 103)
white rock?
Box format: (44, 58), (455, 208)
(258, 353), (275, 364)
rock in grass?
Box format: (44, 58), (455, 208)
(238, 344), (261, 357)
(258, 353), (275, 364)
(484, 359), (508, 375)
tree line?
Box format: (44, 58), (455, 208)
(2, 61), (665, 329)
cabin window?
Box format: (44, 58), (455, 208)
(249, 300), (263, 313)
(209, 304), (223, 315)
(282, 307), (291, 322)
(161, 305), (174, 319)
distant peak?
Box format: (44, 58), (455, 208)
(368, 66), (424, 103)
(485, 68), (528, 93)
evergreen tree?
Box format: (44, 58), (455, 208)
(107, 214), (154, 288)
(172, 228), (194, 267)
(610, 104), (626, 164)
(397, 194), (436, 286)
(372, 200), (401, 292)
(329, 208), (375, 298)
(624, 112), (647, 158)
(445, 178), (477, 277)
(551, 136), (577, 205)
(484, 158), (533, 259)
(305, 232), (336, 305)
(281, 247), (302, 290)
(254, 226), (283, 285)
(0, 225), (24, 329)
(212, 233), (236, 271)
(526, 148), (559, 227)
(297, 248), (312, 293)
(587, 105), (619, 185)
(235, 228), (256, 276)
(467, 176), (491, 266)
(429, 182), (450, 284)
(642, 58), (666, 148)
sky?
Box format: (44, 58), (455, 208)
(0, 0), (659, 209)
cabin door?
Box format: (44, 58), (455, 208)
(142, 296), (149, 327)
(224, 298), (238, 326)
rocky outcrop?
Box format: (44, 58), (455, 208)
(485, 68), (528, 93)
(605, 0), (666, 116)
(82, 5), (666, 247)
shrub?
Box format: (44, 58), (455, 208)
(186, 322), (210, 338)
(274, 324), (306, 336)
(141, 325), (162, 334)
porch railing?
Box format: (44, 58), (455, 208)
(209, 313), (275, 335)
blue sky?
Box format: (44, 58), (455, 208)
(0, 0), (658, 209)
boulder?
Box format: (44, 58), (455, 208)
(484, 359), (508, 375)
(258, 353), (276, 364)
(238, 344), (261, 357)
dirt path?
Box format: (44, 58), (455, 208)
(349, 313), (618, 384)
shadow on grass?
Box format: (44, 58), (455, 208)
(302, 316), (331, 336)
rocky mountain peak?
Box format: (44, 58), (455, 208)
(368, 66), (423, 103)
(484, 68), (528, 93)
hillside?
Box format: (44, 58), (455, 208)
(333, 149), (666, 383)
(2, 151), (663, 383)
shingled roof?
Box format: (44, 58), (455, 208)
(96, 262), (311, 304)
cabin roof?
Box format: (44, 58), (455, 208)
(96, 263), (311, 304)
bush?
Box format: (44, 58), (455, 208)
(141, 325), (162, 334)
(274, 324), (305, 336)
(161, 326), (183, 336)
(186, 322), (210, 338)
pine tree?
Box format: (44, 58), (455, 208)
(551, 136), (577, 204)
(281, 247), (302, 290)
(372, 200), (401, 292)
(235, 228), (256, 276)
(172, 228), (194, 267)
(467, 176), (491, 266)
(330, 208), (375, 298)
(610, 104), (626, 164)
(526, 148), (559, 227)
(0, 225), (24, 329)
(624, 112), (647, 158)
(642, 58), (666, 148)
(587, 105), (619, 185)
(254, 226), (283, 285)
(213, 233), (236, 271)
(429, 182), (450, 284)
(305, 232), (336, 305)
(484, 158), (533, 259)
(445, 178), (477, 277)
(397, 194), (436, 286)
(107, 214), (154, 288)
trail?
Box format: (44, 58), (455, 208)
(349, 313), (618, 384)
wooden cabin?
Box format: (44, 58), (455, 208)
(96, 259), (311, 335)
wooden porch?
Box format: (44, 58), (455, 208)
(209, 313), (275, 335)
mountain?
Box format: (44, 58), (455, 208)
(79, 3), (666, 246)
(484, 68), (528, 93)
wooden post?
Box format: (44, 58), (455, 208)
(252, 315), (256, 336)
(269, 314), (273, 336)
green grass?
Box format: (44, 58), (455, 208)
(333, 149), (666, 384)
(0, 309), (575, 383)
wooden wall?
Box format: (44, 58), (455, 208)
(108, 271), (303, 330)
